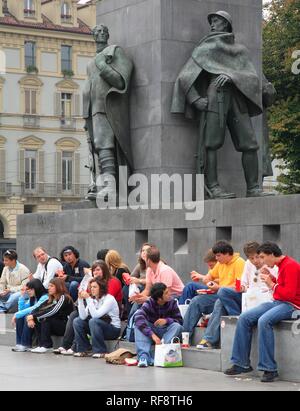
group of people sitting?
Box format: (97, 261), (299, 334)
(0, 240), (299, 383)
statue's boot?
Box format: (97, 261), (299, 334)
(97, 149), (117, 200)
(243, 151), (274, 198)
(206, 150), (236, 199)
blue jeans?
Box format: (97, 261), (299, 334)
(65, 281), (80, 302)
(16, 317), (34, 347)
(183, 294), (219, 333)
(134, 321), (183, 362)
(218, 287), (242, 316)
(231, 301), (295, 372)
(73, 317), (121, 353)
(178, 282), (207, 304)
(0, 292), (21, 313)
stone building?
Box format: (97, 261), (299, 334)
(0, 0), (96, 255)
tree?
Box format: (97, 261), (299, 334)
(263, 0), (300, 194)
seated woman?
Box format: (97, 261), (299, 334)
(26, 278), (74, 354)
(11, 279), (48, 352)
(73, 277), (121, 358)
(54, 259), (122, 356)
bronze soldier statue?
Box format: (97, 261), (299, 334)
(171, 11), (273, 199)
(83, 25), (133, 200)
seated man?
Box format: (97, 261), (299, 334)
(183, 241), (245, 336)
(129, 245), (184, 307)
(197, 241), (278, 349)
(32, 247), (63, 289)
(178, 249), (217, 304)
(0, 250), (30, 313)
(58, 246), (90, 302)
(134, 282), (183, 367)
(225, 242), (300, 383)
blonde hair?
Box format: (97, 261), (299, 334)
(105, 250), (129, 275)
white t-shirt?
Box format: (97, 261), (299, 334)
(241, 259), (278, 292)
(78, 294), (121, 329)
(33, 256), (63, 289)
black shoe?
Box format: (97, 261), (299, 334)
(224, 364), (253, 376)
(246, 188), (275, 197)
(261, 371), (279, 383)
(208, 185), (236, 199)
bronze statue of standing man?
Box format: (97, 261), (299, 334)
(83, 25), (133, 200)
(171, 11), (273, 199)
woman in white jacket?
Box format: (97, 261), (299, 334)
(73, 277), (121, 358)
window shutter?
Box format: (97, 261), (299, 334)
(74, 152), (80, 195)
(0, 149), (5, 193)
(54, 92), (61, 116)
(56, 151), (62, 194)
(38, 150), (45, 194)
(19, 149), (25, 184)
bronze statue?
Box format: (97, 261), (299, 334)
(83, 25), (133, 200)
(171, 11), (273, 199)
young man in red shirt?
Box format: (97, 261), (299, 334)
(225, 242), (300, 382)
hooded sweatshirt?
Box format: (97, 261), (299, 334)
(210, 253), (245, 288)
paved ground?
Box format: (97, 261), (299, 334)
(0, 346), (299, 391)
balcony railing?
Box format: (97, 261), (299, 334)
(0, 183), (89, 198)
(23, 115), (40, 128)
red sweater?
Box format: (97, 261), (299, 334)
(108, 277), (123, 303)
(273, 256), (300, 309)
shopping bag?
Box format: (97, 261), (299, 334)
(154, 337), (183, 368)
(175, 299), (191, 320)
(128, 283), (140, 298)
(242, 288), (273, 312)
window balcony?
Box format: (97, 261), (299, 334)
(23, 115), (40, 128)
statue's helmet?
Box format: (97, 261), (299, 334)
(207, 11), (233, 32)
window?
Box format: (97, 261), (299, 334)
(61, 92), (72, 118)
(61, 45), (72, 71)
(25, 89), (37, 114)
(25, 41), (36, 68)
(61, 2), (71, 21)
(24, 0), (35, 17)
(62, 151), (73, 191)
(25, 150), (37, 190)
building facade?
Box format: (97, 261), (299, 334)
(0, 0), (96, 250)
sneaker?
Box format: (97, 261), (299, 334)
(92, 353), (106, 359)
(138, 357), (148, 368)
(261, 371), (279, 383)
(224, 364), (253, 376)
(73, 352), (90, 358)
(31, 347), (51, 354)
(196, 339), (213, 349)
(61, 348), (74, 356)
(53, 347), (66, 355)
(12, 345), (29, 352)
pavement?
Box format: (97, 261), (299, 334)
(0, 346), (299, 391)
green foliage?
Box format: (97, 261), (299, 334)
(26, 65), (38, 74)
(263, 0), (300, 193)
(62, 69), (74, 78)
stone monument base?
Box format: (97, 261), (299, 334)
(17, 195), (300, 281)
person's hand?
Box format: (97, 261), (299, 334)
(213, 74), (231, 88)
(26, 315), (34, 322)
(154, 319), (167, 327)
(260, 266), (271, 276)
(27, 319), (35, 329)
(28, 273), (34, 281)
(83, 267), (92, 275)
(11, 315), (16, 326)
(260, 274), (275, 289)
(56, 269), (65, 278)
(194, 98), (208, 111)
(0, 290), (9, 297)
(80, 291), (90, 300)
(191, 271), (203, 282)
(129, 294), (148, 304)
(129, 277), (140, 285)
(151, 334), (162, 345)
(207, 281), (219, 292)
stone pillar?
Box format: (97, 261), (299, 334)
(97, 0), (263, 197)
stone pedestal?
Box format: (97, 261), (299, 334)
(97, 0), (263, 197)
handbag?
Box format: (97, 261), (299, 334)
(154, 337), (183, 368)
(175, 299), (191, 319)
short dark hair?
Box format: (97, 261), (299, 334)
(257, 242), (282, 257)
(60, 246), (80, 261)
(3, 249), (17, 261)
(97, 249), (109, 261)
(212, 241), (234, 256)
(150, 283), (167, 302)
(243, 241), (260, 257)
(146, 245), (160, 263)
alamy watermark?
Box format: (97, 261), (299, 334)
(95, 167), (205, 221)
(291, 310), (300, 336)
(292, 50), (300, 75)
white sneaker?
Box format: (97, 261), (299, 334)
(53, 347), (66, 355)
(61, 348), (74, 356)
(92, 353), (106, 359)
(12, 345), (28, 352)
(31, 347), (51, 354)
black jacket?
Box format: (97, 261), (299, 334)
(31, 295), (74, 322)
(63, 259), (90, 283)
